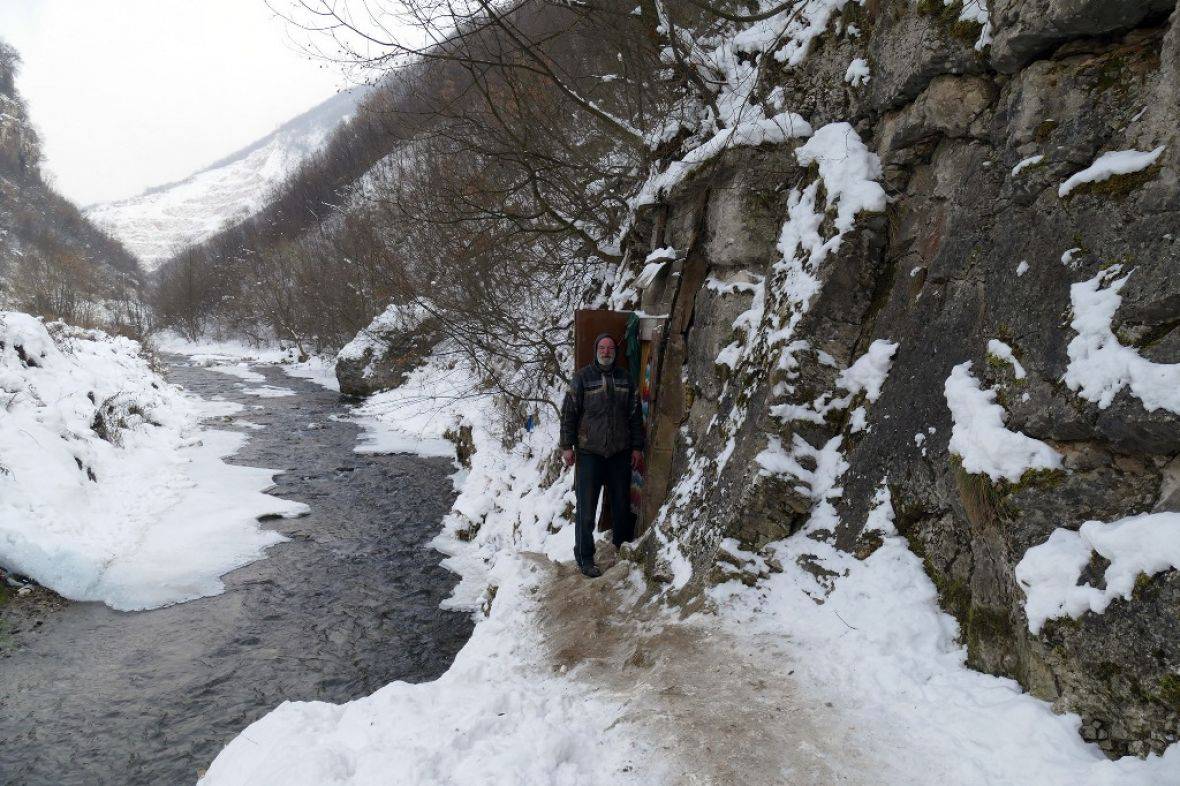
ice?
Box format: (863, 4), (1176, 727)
(157, 331), (341, 392)
(242, 385), (297, 398)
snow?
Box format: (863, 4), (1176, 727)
(844, 57), (871, 86)
(1017, 260), (1030, 276)
(957, 0), (993, 50)
(208, 363), (266, 383)
(200, 554), (665, 786)
(242, 385), (297, 398)
(633, 246), (676, 290)
(184, 11), (1180, 775)
(156, 331), (340, 392)
(336, 302), (427, 372)
(86, 88), (367, 270)
(1012, 154), (1044, 176)
(848, 405), (868, 432)
(629, 110), (812, 215)
(1064, 270), (1180, 414)
(768, 339), (897, 425)
(837, 339), (898, 401)
(342, 341), (490, 461)
(200, 329), (1179, 783)
(0, 313), (306, 611)
(709, 508), (1179, 786)
(1016, 512), (1180, 634)
(795, 122), (887, 240)
(987, 339), (1026, 379)
(865, 481), (896, 535)
(732, 0), (859, 67)
(756, 434), (848, 533)
(1061, 247), (1082, 268)
(199, 340), (677, 785)
(1057, 147), (1165, 198)
(944, 361), (1062, 483)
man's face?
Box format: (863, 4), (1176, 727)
(596, 337), (616, 366)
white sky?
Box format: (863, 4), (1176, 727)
(0, 1), (352, 206)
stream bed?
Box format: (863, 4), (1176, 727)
(0, 357), (474, 785)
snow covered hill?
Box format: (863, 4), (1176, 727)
(85, 87), (367, 272)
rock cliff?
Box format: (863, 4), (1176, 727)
(624, 0), (1180, 759)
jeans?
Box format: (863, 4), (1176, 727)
(574, 449), (633, 567)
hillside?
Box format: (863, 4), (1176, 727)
(0, 40), (142, 326)
(86, 87), (367, 271)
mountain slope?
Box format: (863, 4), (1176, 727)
(0, 40), (142, 320)
(86, 87), (367, 271)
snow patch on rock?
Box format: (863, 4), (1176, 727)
(1016, 512), (1180, 634)
(987, 339), (1026, 379)
(1057, 147), (1164, 198)
(944, 361), (1061, 483)
(1064, 270), (1180, 414)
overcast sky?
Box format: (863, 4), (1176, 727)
(0, 1), (352, 206)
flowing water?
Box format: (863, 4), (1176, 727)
(0, 357), (474, 785)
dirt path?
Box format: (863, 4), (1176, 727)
(532, 548), (876, 785)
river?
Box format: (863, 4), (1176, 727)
(0, 356), (474, 785)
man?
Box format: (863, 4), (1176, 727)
(560, 333), (644, 578)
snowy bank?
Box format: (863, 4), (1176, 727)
(0, 314), (307, 611)
(346, 347), (576, 608)
(200, 347), (666, 784)
(200, 554), (666, 786)
(156, 331), (340, 391)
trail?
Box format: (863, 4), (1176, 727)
(534, 548), (880, 785)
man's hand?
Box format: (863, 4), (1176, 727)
(631, 450), (643, 471)
(562, 448), (575, 468)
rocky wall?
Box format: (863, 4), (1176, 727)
(630, 0), (1180, 758)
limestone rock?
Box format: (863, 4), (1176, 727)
(989, 0), (1176, 73)
(629, 4), (1180, 758)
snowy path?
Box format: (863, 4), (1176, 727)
(0, 358), (472, 785)
(535, 550), (874, 785)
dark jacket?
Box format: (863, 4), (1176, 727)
(559, 362), (644, 457)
